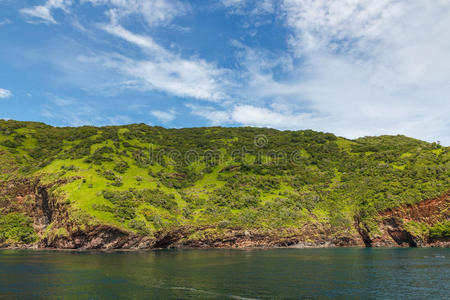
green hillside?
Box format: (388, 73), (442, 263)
(0, 120), (449, 247)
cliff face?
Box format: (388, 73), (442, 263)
(0, 177), (150, 249)
(357, 192), (449, 248)
(1, 176), (448, 249)
(0, 178), (52, 235)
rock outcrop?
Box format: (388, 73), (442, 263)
(356, 192), (449, 247)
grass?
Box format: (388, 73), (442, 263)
(36, 155), (192, 231)
(335, 138), (357, 152)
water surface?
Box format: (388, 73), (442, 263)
(0, 248), (448, 299)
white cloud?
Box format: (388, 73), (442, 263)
(20, 0), (226, 101)
(186, 104), (232, 125)
(0, 19), (11, 26)
(21, 6), (56, 24)
(150, 109), (176, 123)
(52, 97), (72, 106)
(101, 24), (165, 53)
(222, 0), (246, 7)
(54, 1), (225, 101)
(94, 24), (228, 101)
(107, 114), (132, 125)
(282, 0), (450, 93)
(42, 100), (133, 127)
(83, 0), (188, 26)
(188, 104), (316, 130)
(0, 88), (12, 99)
(221, 0), (274, 15)
(123, 58), (226, 101)
(21, 0), (186, 25)
(40, 102), (103, 126)
(20, 0), (72, 24)
(276, 0), (450, 143)
(283, 0), (400, 55)
(190, 0), (449, 143)
(231, 105), (309, 128)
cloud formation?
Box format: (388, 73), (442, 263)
(0, 88), (12, 99)
(85, 0), (189, 26)
(20, 0), (72, 24)
(275, 0), (450, 141)
(187, 0), (450, 143)
(150, 109), (176, 123)
(96, 24), (227, 101)
(0, 19), (11, 26)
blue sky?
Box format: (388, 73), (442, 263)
(0, 0), (449, 144)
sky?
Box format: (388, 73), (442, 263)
(0, 0), (449, 144)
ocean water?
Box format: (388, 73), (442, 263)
(0, 248), (448, 299)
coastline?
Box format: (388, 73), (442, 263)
(2, 244), (449, 251)
(2, 231), (448, 250)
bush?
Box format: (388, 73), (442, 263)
(84, 146), (114, 164)
(1, 139), (20, 149)
(0, 213), (37, 244)
(113, 161), (129, 174)
(102, 170), (116, 181)
(135, 189), (178, 211)
(429, 221), (450, 239)
(98, 190), (136, 221)
(111, 177), (123, 187)
(114, 206), (136, 220)
(61, 165), (79, 172)
(217, 219), (230, 229)
(128, 219), (151, 235)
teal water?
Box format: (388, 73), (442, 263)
(0, 248), (448, 299)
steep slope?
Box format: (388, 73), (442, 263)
(0, 120), (449, 248)
(356, 192), (449, 247)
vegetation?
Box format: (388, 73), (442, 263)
(429, 221), (450, 239)
(0, 120), (448, 240)
(0, 213), (37, 244)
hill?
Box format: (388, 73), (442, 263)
(0, 120), (448, 248)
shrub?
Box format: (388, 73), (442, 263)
(113, 161), (129, 174)
(128, 219), (151, 235)
(111, 177), (123, 187)
(61, 165), (79, 172)
(0, 213), (37, 244)
(1, 139), (20, 149)
(429, 221), (450, 239)
(102, 170), (116, 181)
(98, 190), (136, 221)
(217, 219), (230, 229)
(114, 206), (136, 220)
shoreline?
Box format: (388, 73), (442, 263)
(2, 242), (449, 252)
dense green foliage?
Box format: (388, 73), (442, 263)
(0, 213), (37, 244)
(0, 120), (448, 235)
(429, 221), (450, 239)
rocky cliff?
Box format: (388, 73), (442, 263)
(366, 192), (449, 247)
